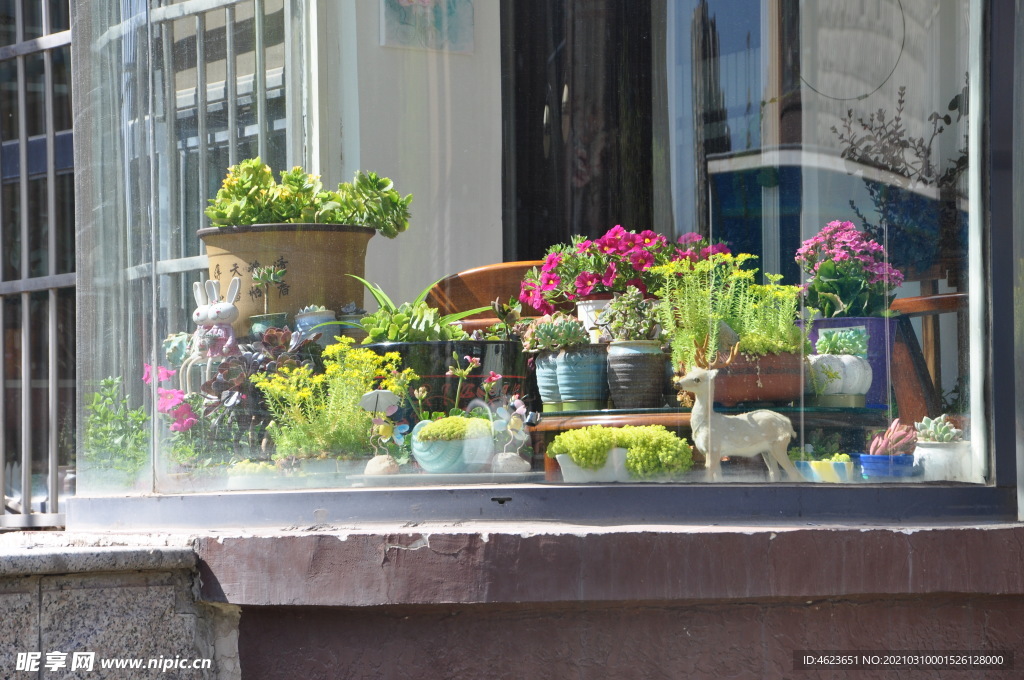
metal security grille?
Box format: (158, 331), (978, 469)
(0, 0), (73, 529)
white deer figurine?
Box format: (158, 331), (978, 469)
(674, 342), (802, 482)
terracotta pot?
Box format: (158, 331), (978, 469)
(198, 224), (374, 334)
(706, 351), (803, 407)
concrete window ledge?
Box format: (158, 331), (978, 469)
(193, 523), (1024, 607)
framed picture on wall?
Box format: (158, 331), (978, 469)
(380, 0), (475, 54)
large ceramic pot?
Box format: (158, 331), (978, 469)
(534, 351), (561, 412)
(606, 340), (666, 409)
(709, 351), (803, 407)
(806, 317), (897, 408)
(363, 340), (528, 413)
(805, 353), (873, 407)
(198, 224), (374, 334)
(556, 344), (609, 410)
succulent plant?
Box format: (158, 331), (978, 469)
(598, 288), (661, 341)
(416, 416), (493, 442)
(520, 313), (589, 352)
(252, 265), (286, 315)
(868, 418), (917, 456)
(815, 327), (868, 356)
(915, 414), (963, 442)
(297, 304), (328, 314)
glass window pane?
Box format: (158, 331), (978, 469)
(2, 180), (20, 280)
(0, 0), (14, 47)
(54, 170), (71, 274)
(21, 0), (41, 41)
(47, 0), (67, 33)
(27, 175), (45, 276)
(56, 287), (74, 470)
(0, 58), (19, 142)
(51, 45), (71, 132)
(25, 52), (45, 137)
(3, 296), (21, 481)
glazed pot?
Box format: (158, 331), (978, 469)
(606, 340), (666, 409)
(555, 344), (609, 409)
(806, 317), (897, 408)
(703, 351), (803, 407)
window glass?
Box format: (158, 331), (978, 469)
(74, 0), (986, 499)
(0, 0), (15, 47)
(0, 58), (18, 142)
(21, 0), (40, 41)
(2, 180), (19, 280)
(24, 51), (45, 138)
(51, 44), (71, 132)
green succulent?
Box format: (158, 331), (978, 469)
(598, 288), (660, 341)
(915, 414), (963, 442)
(416, 416), (493, 442)
(520, 313), (589, 352)
(298, 304), (328, 314)
(205, 159), (412, 238)
(815, 328), (868, 356)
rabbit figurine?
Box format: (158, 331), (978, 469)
(202, 278), (241, 380)
(180, 281), (214, 394)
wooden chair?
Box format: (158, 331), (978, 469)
(889, 292), (969, 424)
(425, 260), (544, 333)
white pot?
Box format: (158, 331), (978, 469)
(806, 354), (872, 395)
(576, 298), (611, 343)
(556, 447), (630, 483)
(913, 440), (971, 482)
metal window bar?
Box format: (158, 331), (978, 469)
(0, 2), (73, 528)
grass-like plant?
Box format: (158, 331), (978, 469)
(653, 253), (805, 372)
(252, 337), (418, 460)
(82, 377), (149, 475)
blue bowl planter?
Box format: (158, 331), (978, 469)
(534, 351), (561, 412)
(555, 345), (609, 411)
(410, 421), (494, 473)
(795, 460), (856, 483)
(857, 453), (921, 480)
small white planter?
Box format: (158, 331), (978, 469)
(556, 447), (630, 483)
(576, 298), (611, 343)
(913, 441), (971, 482)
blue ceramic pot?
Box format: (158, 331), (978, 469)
(410, 421), (494, 473)
(858, 453), (921, 479)
(534, 351), (561, 409)
(556, 345), (609, 404)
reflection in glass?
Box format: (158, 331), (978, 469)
(2, 180), (20, 280)
(3, 296), (21, 477)
(27, 175), (46, 277)
(52, 45), (71, 132)
(0, 0), (14, 47)
(48, 0), (68, 33)
(54, 171), (72, 273)
(21, 0), (40, 40)
(56, 287), (74, 468)
(0, 58), (18, 141)
(25, 52), (45, 138)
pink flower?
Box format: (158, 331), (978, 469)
(674, 248), (698, 263)
(169, 403), (197, 432)
(539, 271), (561, 291)
(576, 239), (593, 253)
(629, 250), (654, 270)
(638, 230), (664, 247)
(143, 364), (177, 384)
(142, 364), (153, 384)
(601, 262), (618, 287)
(465, 356), (482, 368)
(157, 387), (185, 414)
(483, 371), (502, 384)
(625, 279), (648, 295)
(701, 243), (731, 258)
(575, 272), (599, 297)
(677, 232), (703, 245)
(541, 252), (563, 272)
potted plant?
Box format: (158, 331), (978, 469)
(520, 226), (722, 340)
(861, 418), (920, 479)
(81, 376), (150, 491)
(788, 430), (855, 483)
(520, 313), (606, 411)
(913, 414), (970, 482)
(805, 327), (873, 407)
(653, 252), (807, 406)
(547, 424), (693, 483)
(796, 220), (904, 407)
(597, 287), (666, 409)
(200, 158), (412, 332)
(410, 416), (495, 473)
(251, 337), (418, 481)
(248, 265), (288, 336)
(339, 276), (528, 416)
(293, 304), (336, 346)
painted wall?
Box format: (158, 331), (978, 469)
(313, 0), (504, 307)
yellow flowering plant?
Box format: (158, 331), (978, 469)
(653, 252), (807, 373)
(252, 337), (417, 461)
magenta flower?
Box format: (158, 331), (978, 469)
(539, 271), (561, 291)
(168, 403), (198, 432)
(601, 262), (617, 287)
(575, 271), (599, 296)
(157, 387), (185, 414)
(629, 250), (654, 270)
(677, 232), (703, 245)
(541, 252), (563, 272)
(700, 243), (731, 258)
(483, 371), (502, 384)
